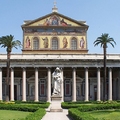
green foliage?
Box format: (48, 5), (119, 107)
(0, 34), (22, 52)
(21, 108), (46, 120)
(0, 101), (50, 108)
(62, 101), (97, 109)
(0, 103), (46, 120)
(88, 109), (120, 120)
(78, 104), (120, 112)
(68, 103), (120, 120)
(69, 108), (97, 120)
(15, 100), (49, 104)
(93, 33), (116, 48)
(62, 101), (119, 109)
(0, 104), (38, 112)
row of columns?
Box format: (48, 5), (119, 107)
(0, 67), (113, 101)
(72, 67), (113, 101)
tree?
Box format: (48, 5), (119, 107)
(93, 33), (116, 101)
(0, 35), (22, 101)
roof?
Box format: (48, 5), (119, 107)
(21, 12), (89, 28)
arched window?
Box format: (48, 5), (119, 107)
(33, 37), (39, 50)
(52, 37), (58, 50)
(71, 38), (77, 50)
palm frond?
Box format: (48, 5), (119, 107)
(0, 34), (22, 52)
(93, 33), (116, 49)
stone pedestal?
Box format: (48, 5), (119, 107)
(50, 95), (63, 112)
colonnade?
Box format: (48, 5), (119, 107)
(0, 67), (114, 102)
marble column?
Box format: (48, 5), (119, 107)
(72, 68), (76, 102)
(0, 68), (2, 101)
(61, 68), (64, 102)
(85, 68), (89, 101)
(10, 68), (14, 101)
(22, 68), (26, 101)
(35, 68), (38, 101)
(108, 68), (112, 101)
(47, 68), (51, 102)
(97, 68), (101, 101)
(113, 79), (117, 100)
(118, 78), (120, 100)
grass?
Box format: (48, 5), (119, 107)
(0, 110), (32, 120)
(87, 109), (120, 120)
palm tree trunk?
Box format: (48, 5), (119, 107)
(103, 46), (107, 101)
(6, 52), (10, 102)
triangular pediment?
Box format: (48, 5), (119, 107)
(22, 12), (88, 28)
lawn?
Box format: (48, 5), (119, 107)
(87, 109), (120, 120)
(0, 110), (32, 120)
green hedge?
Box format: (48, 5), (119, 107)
(0, 104), (46, 120)
(78, 104), (120, 112)
(61, 101), (119, 109)
(0, 102), (50, 109)
(21, 108), (46, 120)
(69, 108), (97, 120)
(61, 102), (81, 109)
(15, 101), (48, 104)
(68, 103), (120, 120)
(0, 104), (38, 112)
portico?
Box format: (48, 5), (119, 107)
(0, 54), (120, 102)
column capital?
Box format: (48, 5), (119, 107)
(97, 67), (101, 69)
(72, 67), (76, 70)
(46, 67), (51, 69)
(97, 67), (101, 71)
(35, 67), (39, 70)
(22, 67), (26, 71)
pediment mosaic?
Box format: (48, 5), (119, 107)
(24, 14), (85, 27)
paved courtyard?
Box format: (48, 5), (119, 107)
(41, 109), (72, 120)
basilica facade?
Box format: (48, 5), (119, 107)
(0, 6), (120, 102)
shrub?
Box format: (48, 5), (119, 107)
(77, 104), (120, 112)
(67, 102), (120, 120)
(21, 108), (46, 120)
(0, 103), (46, 120)
(69, 108), (97, 120)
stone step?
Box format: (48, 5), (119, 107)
(50, 107), (63, 112)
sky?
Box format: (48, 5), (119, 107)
(0, 0), (120, 54)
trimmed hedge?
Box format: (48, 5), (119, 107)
(21, 108), (46, 120)
(78, 104), (120, 112)
(61, 102), (82, 109)
(0, 104), (38, 112)
(68, 103), (120, 120)
(0, 102), (50, 109)
(0, 104), (46, 120)
(61, 101), (118, 109)
(69, 108), (97, 120)
(15, 101), (48, 104)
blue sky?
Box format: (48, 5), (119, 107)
(0, 0), (120, 54)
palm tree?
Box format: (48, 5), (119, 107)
(93, 33), (116, 101)
(0, 35), (22, 101)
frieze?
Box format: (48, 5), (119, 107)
(24, 28), (86, 36)
(24, 32), (85, 36)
